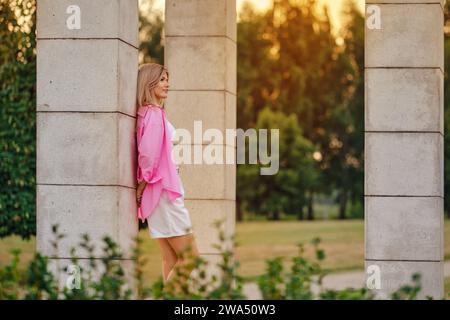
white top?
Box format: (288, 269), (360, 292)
(167, 120), (176, 141)
(166, 120), (179, 170)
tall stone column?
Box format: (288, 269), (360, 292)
(36, 1), (139, 291)
(365, 0), (444, 298)
(165, 0), (237, 274)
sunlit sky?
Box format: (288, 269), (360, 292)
(149, 0), (365, 32)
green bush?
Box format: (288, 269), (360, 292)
(0, 220), (435, 300)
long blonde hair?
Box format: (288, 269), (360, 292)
(136, 63), (169, 110)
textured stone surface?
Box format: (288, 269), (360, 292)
(365, 261), (444, 299)
(37, 39), (137, 115)
(165, 91), (237, 147)
(364, 0), (444, 298)
(165, 0), (236, 41)
(37, 0), (139, 47)
(165, 37), (236, 93)
(37, 185), (138, 259)
(365, 196), (443, 261)
(365, 68), (443, 133)
(37, 112), (136, 187)
(185, 199), (235, 254)
(179, 161), (235, 200)
(365, 132), (443, 196)
(365, 4), (443, 69)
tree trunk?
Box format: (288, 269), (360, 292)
(236, 198), (243, 222)
(271, 211), (280, 220)
(339, 190), (348, 220)
(307, 192), (314, 220)
(297, 206), (304, 220)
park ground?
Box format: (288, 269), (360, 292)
(1, 219), (450, 297)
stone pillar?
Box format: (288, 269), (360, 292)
(165, 0), (237, 274)
(365, 0), (444, 299)
(36, 0), (139, 291)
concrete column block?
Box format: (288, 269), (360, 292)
(365, 196), (444, 260)
(179, 160), (235, 200)
(365, 0), (444, 298)
(165, 0), (237, 276)
(37, 0), (139, 297)
(166, 91), (237, 147)
(225, 162), (237, 201)
(226, 37), (237, 94)
(165, 0), (236, 41)
(365, 132), (443, 196)
(165, 37), (236, 93)
(185, 199), (235, 254)
(37, 185), (138, 259)
(226, 92), (237, 132)
(365, 68), (443, 133)
(46, 258), (137, 297)
(365, 4), (443, 69)
(37, 39), (137, 115)
(37, 112), (136, 187)
(365, 261), (444, 299)
(37, 0), (139, 47)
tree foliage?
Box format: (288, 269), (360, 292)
(138, 0), (164, 64)
(237, 107), (319, 220)
(237, 0), (364, 219)
(0, 0), (36, 239)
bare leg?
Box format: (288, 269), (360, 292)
(165, 233), (200, 284)
(156, 238), (178, 282)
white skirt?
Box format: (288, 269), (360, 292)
(146, 179), (193, 239)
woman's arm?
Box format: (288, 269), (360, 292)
(136, 180), (147, 206)
(138, 109), (164, 183)
(136, 108), (164, 206)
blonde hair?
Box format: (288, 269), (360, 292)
(136, 63), (169, 110)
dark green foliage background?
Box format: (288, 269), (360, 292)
(0, 0), (36, 239)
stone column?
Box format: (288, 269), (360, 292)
(165, 0), (237, 275)
(365, 0), (444, 299)
(36, 0), (139, 291)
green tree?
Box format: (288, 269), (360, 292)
(237, 107), (319, 220)
(0, 0), (36, 238)
(323, 0), (364, 219)
(138, 0), (164, 64)
(237, 0), (364, 220)
(237, 3), (277, 130)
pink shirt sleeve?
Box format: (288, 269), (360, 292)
(137, 108), (164, 184)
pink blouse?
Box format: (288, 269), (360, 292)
(136, 104), (183, 222)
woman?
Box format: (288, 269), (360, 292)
(135, 63), (199, 287)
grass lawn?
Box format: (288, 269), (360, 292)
(235, 219), (365, 280)
(445, 277), (450, 298)
(1, 219), (450, 292)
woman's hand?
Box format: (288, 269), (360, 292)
(136, 181), (147, 207)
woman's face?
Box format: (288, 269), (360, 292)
(153, 71), (169, 100)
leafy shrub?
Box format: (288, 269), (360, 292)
(0, 220), (434, 300)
